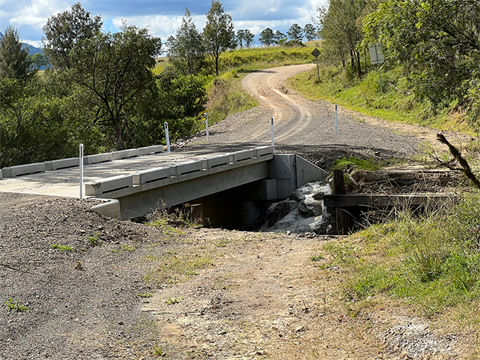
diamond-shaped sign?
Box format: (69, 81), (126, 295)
(311, 48), (320, 58)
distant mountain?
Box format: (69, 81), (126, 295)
(0, 31), (43, 55)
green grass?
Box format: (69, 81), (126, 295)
(50, 244), (75, 252)
(330, 193), (480, 319)
(288, 63), (473, 135)
(5, 298), (29, 312)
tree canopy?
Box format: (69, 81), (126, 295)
(259, 28), (275, 46)
(167, 9), (204, 75)
(0, 26), (32, 80)
(42, 2), (102, 70)
(287, 24), (304, 42)
(202, 0), (236, 75)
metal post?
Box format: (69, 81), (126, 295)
(377, 61), (383, 93)
(164, 122), (171, 153)
(270, 117), (275, 149)
(316, 62), (320, 81)
(79, 143), (84, 199)
(205, 112), (209, 141)
(335, 104), (338, 134)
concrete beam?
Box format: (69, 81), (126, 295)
(117, 161), (269, 220)
(256, 146), (274, 158)
(83, 153), (113, 165)
(206, 154), (232, 168)
(174, 159), (207, 176)
(2, 163), (46, 178)
(233, 149), (256, 163)
(139, 145), (164, 155)
(85, 174), (133, 196)
(111, 149), (141, 160)
(133, 167), (174, 185)
(45, 158), (79, 171)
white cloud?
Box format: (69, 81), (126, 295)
(8, 1), (71, 30)
(111, 14), (206, 40)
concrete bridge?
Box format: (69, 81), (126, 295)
(0, 146), (327, 226)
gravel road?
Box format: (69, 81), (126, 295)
(182, 64), (420, 170)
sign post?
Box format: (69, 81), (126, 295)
(311, 48), (321, 81)
(369, 44), (385, 92)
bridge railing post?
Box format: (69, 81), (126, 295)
(164, 122), (171, 153)
(271, 117), (275, 151)
(79, 143), (84, 199)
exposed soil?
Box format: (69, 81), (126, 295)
(1, 65), (476, 359)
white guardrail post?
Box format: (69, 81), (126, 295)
(164, 122), (171, 153)
(79, 143), (84, 199)
(271, 117), (275, 150)
(335, 104), (338, 134)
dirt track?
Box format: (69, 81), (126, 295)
(183, 64), (421, 170)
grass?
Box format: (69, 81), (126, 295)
(5, 298), (29, 312)
(50, 244), (75, 252)
(287, 63), (473, 135)
(319, 193), (480, 325)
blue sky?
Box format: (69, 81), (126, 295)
(0, 0), (326, 49)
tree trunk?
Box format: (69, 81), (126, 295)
(356, 50), (362, 78)
(114, 120), (125, 150)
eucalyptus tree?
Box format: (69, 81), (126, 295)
(259, 28), (275, 46)
(274, 30), (287, 44)
(363, 0), (480, 126)
(42, 2), (102, 70)
(287, 23), (304, 41)
(243, 29), (254, 48)
(237, 29), (245, 48)
(167, 8), (204, 75)
(303, 23), (318, 41)
(202, 0), (236, 75)
(69, 25), (162, 150)
(318, 0), (367, 76)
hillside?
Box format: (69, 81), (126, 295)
(0, 31), (43, 54)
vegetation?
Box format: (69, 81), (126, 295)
(202, 0), (236, 76)
(5, 298), (29, 312)
(50, 244), (76, 252)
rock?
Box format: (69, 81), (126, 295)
(309, 215), (331, 235)
(266, 200), (298, 227)
(298, 196), (323, 217)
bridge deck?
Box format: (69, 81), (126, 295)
(0, 151), (224, 198)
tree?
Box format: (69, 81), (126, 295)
(363, 0), (480, 127)
(243, 29), (254, 48)
(69, 25), (162, 150)
(317, 0), (368, 77)
(259, 28), (275, 46)
(42, 2), (102, 69)
(304, 23), (318, 41)
(30, 53), (49, 70)
(237, 29), (245, 48)
(202, 0), (237, 76)
(0, 26), (32, 79)
(287, 23), (304, 42)
(167, 8), (204, 75)
(274, 30), (287, 44)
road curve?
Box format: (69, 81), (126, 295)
(184, 64), (420, 169)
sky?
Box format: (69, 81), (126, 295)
(0, 0), (327, 50)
